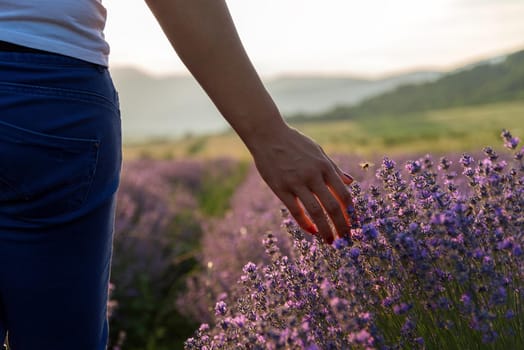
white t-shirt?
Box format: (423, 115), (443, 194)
(0, 0), (110, 66)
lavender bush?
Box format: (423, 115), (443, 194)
(185, 130), (523, 349)
(109, 158), (241, 349)
(177, 166), (293, 323)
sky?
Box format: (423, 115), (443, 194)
(103, 0), (524, 78)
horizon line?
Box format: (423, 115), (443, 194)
(109, 44), (524, 81)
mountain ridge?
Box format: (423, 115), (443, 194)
(295, 49), (524, 122)
(110, 48), (523, 142)
(111, 67), (441, 142)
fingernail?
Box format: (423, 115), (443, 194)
(343, 172), (354, 184)
(306, 224), (318, 235)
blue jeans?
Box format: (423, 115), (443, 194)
(0, 50), (122, 349)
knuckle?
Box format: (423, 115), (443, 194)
(319, 160), (332, 173)
(303, 172), (319, 186)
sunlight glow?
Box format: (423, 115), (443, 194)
(103, 0), (524, 77)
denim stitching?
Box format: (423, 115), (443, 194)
(0, 82), (118, 113)
(0, 120), (100, 146)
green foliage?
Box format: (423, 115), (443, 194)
(186, 137), (208, 156)
(110, 211), (202, 350)
(291, 100), (524, 156)
(109, 158), (250, 349)
(198, 161), (250, 217)
(375, 280), (524, 349)
(303, 49), (524, 122)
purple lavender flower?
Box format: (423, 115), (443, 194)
(243, 261), (257, 274)
(460, 154), (474, 167)
(382, 157), (396, 170)
(497, 237), (513, 250)
(349, 247), (361, 259)
(439, 157), (452, 171)
(461, 294), (471, 306)
(362, 223), (379, 240)
(512, 245), (523, 256)
(215, 301), (227, 316)
(333, 237), (350, 250)
(501, 129), (520, 150)
(401, 318), (416, 335)
(393, 303), (412, 315)
(406, 160), (422, 174)
(181, 131), (523, 350)
(514, 146), (523, 160)
(348, 329), (373, 345)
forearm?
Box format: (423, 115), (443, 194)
(144, 0), (288, 151)
(145, 0), (355, 244)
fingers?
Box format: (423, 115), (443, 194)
(279, 192), (318, 235)
(323, 164), (355, 223)
(265, 143), (355, 244)
(341, 172), (354, 185)
(321, 149), (354, 185)
(309, 181), (352, 242)
(278, 168), (354, 244)
(318, 155), (355, 235)
(294, 188), (337, 244)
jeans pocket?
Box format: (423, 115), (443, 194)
(0, 120), (99, 221)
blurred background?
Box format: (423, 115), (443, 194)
(102, 1), (524, 349)
(104, 0), (524, 159)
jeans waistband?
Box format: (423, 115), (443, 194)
(0, 42), (105, 69)
(0, 41), (50, 54)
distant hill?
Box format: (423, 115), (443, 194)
(303, 49), (524, 121)
(265, 71), (441, 115)
(110, 67), (441, 142)
(110, 68), (227, 142)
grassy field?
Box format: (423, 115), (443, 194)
(122, 100), (524, 161)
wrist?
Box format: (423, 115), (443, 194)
(238, 113), (290, 155)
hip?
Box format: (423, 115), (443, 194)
(0, 49), (122, 229)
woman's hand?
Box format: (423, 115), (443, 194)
(145, 0), (354, 243)
(249, 125), (354, 244)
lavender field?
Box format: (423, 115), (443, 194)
(108, 130), (523, 350)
